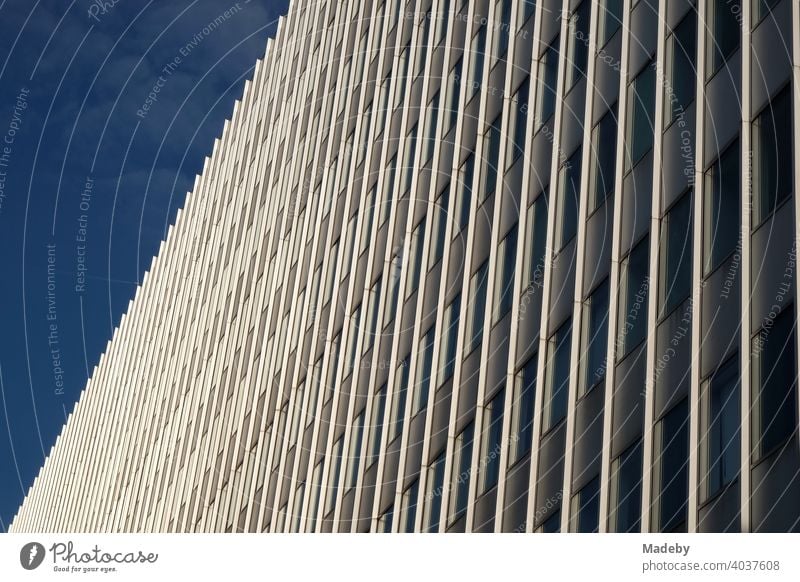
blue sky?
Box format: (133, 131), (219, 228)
(0, 0), (289, 531)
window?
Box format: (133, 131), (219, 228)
(379, 506), (394, 532)
(494, 225), (518, 322)
(381, 155), (397, 224)
(449, 421), (474, 522)
(395, 44), (411, 105)
(468, 25), (487, 99)
(535, 37), (559, 129)
(289, 383), (304, 446)
(518, 0), (536, 26)
(510, 355), (537, 463)
(445, 58), (463, 134)
(754, 0), (780, 22)
(308, 460), (324, 531)
(482, 114), (502, 200)
(589, 108), (617, 212)
(704, 139), (739, 273)
(565, 1), (589, 92)
(401, 480), (420, 532)
(599, 0), (622, 46)
(291, 483), (305, 532)
(555, 148), (582, 249)
(617, 237), (649, 358)
(416, 12), (431, 74)
(544, 320), (571, 430)
(523, 193), (548, 289)
(414, 327), (435, 415)
(579, 279), (609, 395)
(378, 75), (392, 134)
(390, 358), (410, 441)
(508, 76), (530, 164)
(609, 440), (642, 532)
(360, 186), (377, 253)
(439, 294), (461, 384)
(367, 385), (387, 466)
(345, 411), (365, 490)
(542, 510), (561, 532)
(753, 86), (792, 224)
(401, 124), (418, 194)
(429, 187), (449, 267)
(752, 306), (798, 458)
(364, 278), (382, 352)
(406, 219), (426, 296)
(325, 437), (344, 514)
(341, 215), (357, 281)
(385, 252), (402, 328)
(653, 400), (689, 532)
(626, 61), (656, 170)
(467, 261), (489, 352)
(492, 0), (512, 61)
(570, 476), (600, 532)
(665, 12), (697, 125)
(346, 307), (361, 373)
(708, 0), (740, 76)
(424, 92), (440, 164)
(660, 192), (693, 317)
(435, 0), (450, 46)
(455, 153), (475, 231)
(423, 452), (446, 532)
(323, 241), (339, 305)
(479, 389), (505, 493)
(702, 357), (740, 500)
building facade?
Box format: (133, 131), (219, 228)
(10, 0), (800, 533)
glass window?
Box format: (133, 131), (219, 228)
(346, 410), (365, 490)
(704, 139), (739, 273)
(702, 357), (740, 500)
(323, 241), (338, 305)
(479, 388), (505, 493)
(599, 0), (623, 46)
(414, 327), (435, 415)
(617, 237), (650, 358)
(325, 437), (344, 515)
(518, 0), (536, 26)
(446, 58), (463, 134)
(653, 400), (689, 532)
(556, 148), (582, 249)
(570, 476), (600, 532)
(390, 358), (410, 441)
(395, 43), (411, 105)
(493, 0), (512, 61)
(435, 0), (450, 46)
(542, 510), (561, 532)
(510, 355), (537, 463)
(508, 76), (530, 165)
(423, 452), (446, 532)
(626, 61), (656, 170)
(468, 25), (487, 99)
(424, 92), (440, 164)
(346, 307), (361, 373)
(753, 86), (792, 224)
(385, 252), (402, 328)
(579, 279), (609, 395)
(308, 460), (324, 531)
(708, 0), (740, 76)
(449, 421), (474, 522)
(429, 186), (450, 267)
(401, 479), (420, 532)
(361, 186), (377, 253)
(365, 278), (382, 352)
(665, 11), (697, 125)
(482, 114), (502, 201)
(494, 225), (518, 322)
(379, 505), (394, 532)
(378, 75), (392, 134)
(544, 320), (571, 430)
(406, 218), (426, 296)
(416, 12), (431, 74)
(381, 155), (397, 224)
(439, 293), (461, 384)
(401, 123), (418, 194)
(565, 1), (589, 92)
(535, 36), (559, 129)
(609, 440), (642, 532)
(368, 385), (387, 466)
(455, 153), (475, 231)
(660, 191), (693, 316)
(467, 261), (489, 352)
(754, 0), (781, 22)
(752, 306), (798, 458)
(291, 483), (305, 532)
(523, 192), (548, 289)
(589, 107), (617, 213)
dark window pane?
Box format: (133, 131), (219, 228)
(618, 237), (650, 357)
(425, 453), (446, 532)
(611, 440), (642, 532)
(667, 12), (697, 124)
(627, 61), (656, 169)
(468, 262), (489, 351)
(483, 115), (502, 199)
(581, 279), (609, 394)
(525, 192), (548, 289)
(704, 139), (739, 273)
(510, 77), (530, 163)
(754, 86), (792, 223)
(545, 320), (571, 430)
(656, 400), (689, 532)
(710, 0), (740, 75)
(440, 294), (461, 383)
(495, 225), (518, 321)
(600, 0), (623, 45)
(705, 357), (740, 499)
(451, 422), (474, 520)
(535, 37), (559, 128)
(511, 355), (537, 462)
(661, 191), (693, 315)
(574, 476), (600, 532)
(589, 107), (618, 211)
(557, 148), (582, 248)
(565, 1), (590, 91)
(480, 389), (505, 493)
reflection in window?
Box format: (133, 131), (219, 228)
(535, 37), (559, 129)
(665, 11), (697, 125)
(423, 453), (446, 532)
(424, 92), (440, 164)
(617, 237), (649, 358)
(570, 476), (600, 532)
(708, 0), (740, 76)
(493, 0), (512, 60)
(753, 86), (792, 224)
(589, 107), (617, 212)
(752, 306), (798, 459)
(449, 421), (474, 522)
(406, 219), (426, 296)
(455, 153), (475, 231)
(523, 193), (548, 289)
(508, 76), (530, 164)
(439, 294), (461, 384)
(378, 505), (394, 532)
(446, 58), (463, 134)
(467, 261), (489, 352)
(430, 187), (449, 267)
(626, 61), (656, 170)
(565, 1), (589, 92)
(401, 479), (419, 533)
(511, 355), (537, 463)
(544, 320), (571, 431)
(518, 0), (536, 26)
(468, 25), (487, 99)
(482, 115), (502, 201)
(414, 327), (435, 415)
(555, 148), (582, 249)
(654, 400), (689, 532)
(702, 357), (740, 499)
(479, 389), (505, 494)
(599, 0), (623, 46)
(610, 440), (642, 532)
(704, 139), (739, 274)
(580, 279), (609, 395)
(494, 225), (518, 322)
(660, 191), (693, 316)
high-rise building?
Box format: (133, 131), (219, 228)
(10, 0), (800, 533)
